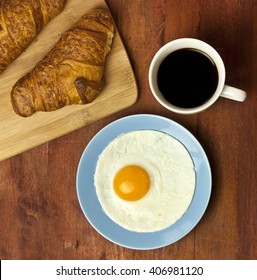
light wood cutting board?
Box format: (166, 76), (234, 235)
(0, 0), (138, 161)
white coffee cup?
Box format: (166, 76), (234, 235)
(149, 38), (246, 114)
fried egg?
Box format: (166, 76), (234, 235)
(94, 130), (195, 232)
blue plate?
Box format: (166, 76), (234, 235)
(76, 114), (211, 250)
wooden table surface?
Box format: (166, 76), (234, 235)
(0, 0), (256, 260)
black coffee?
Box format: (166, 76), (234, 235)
(157, 48), (219, 108)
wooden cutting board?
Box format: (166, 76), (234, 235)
(0, 0), (138, 161)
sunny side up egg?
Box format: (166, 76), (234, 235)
(94, 130), (196, 232)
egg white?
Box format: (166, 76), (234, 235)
(94, 130), (196, 232)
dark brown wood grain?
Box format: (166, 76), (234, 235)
(0, 0), (256, 260)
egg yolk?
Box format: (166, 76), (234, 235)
(113, 165), (150, 201)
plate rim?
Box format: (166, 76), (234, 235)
(76, 114), (212, 250)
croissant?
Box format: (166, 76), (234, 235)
(11, 8), (115, 117)
(0, 0), (66, 73)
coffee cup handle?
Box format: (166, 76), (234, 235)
(220, 85), (246, 102)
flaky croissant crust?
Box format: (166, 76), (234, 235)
(0, 0), (66, 73)
(11, 8), (115, 117)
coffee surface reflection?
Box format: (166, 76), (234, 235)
(157, 48), (219, 108)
